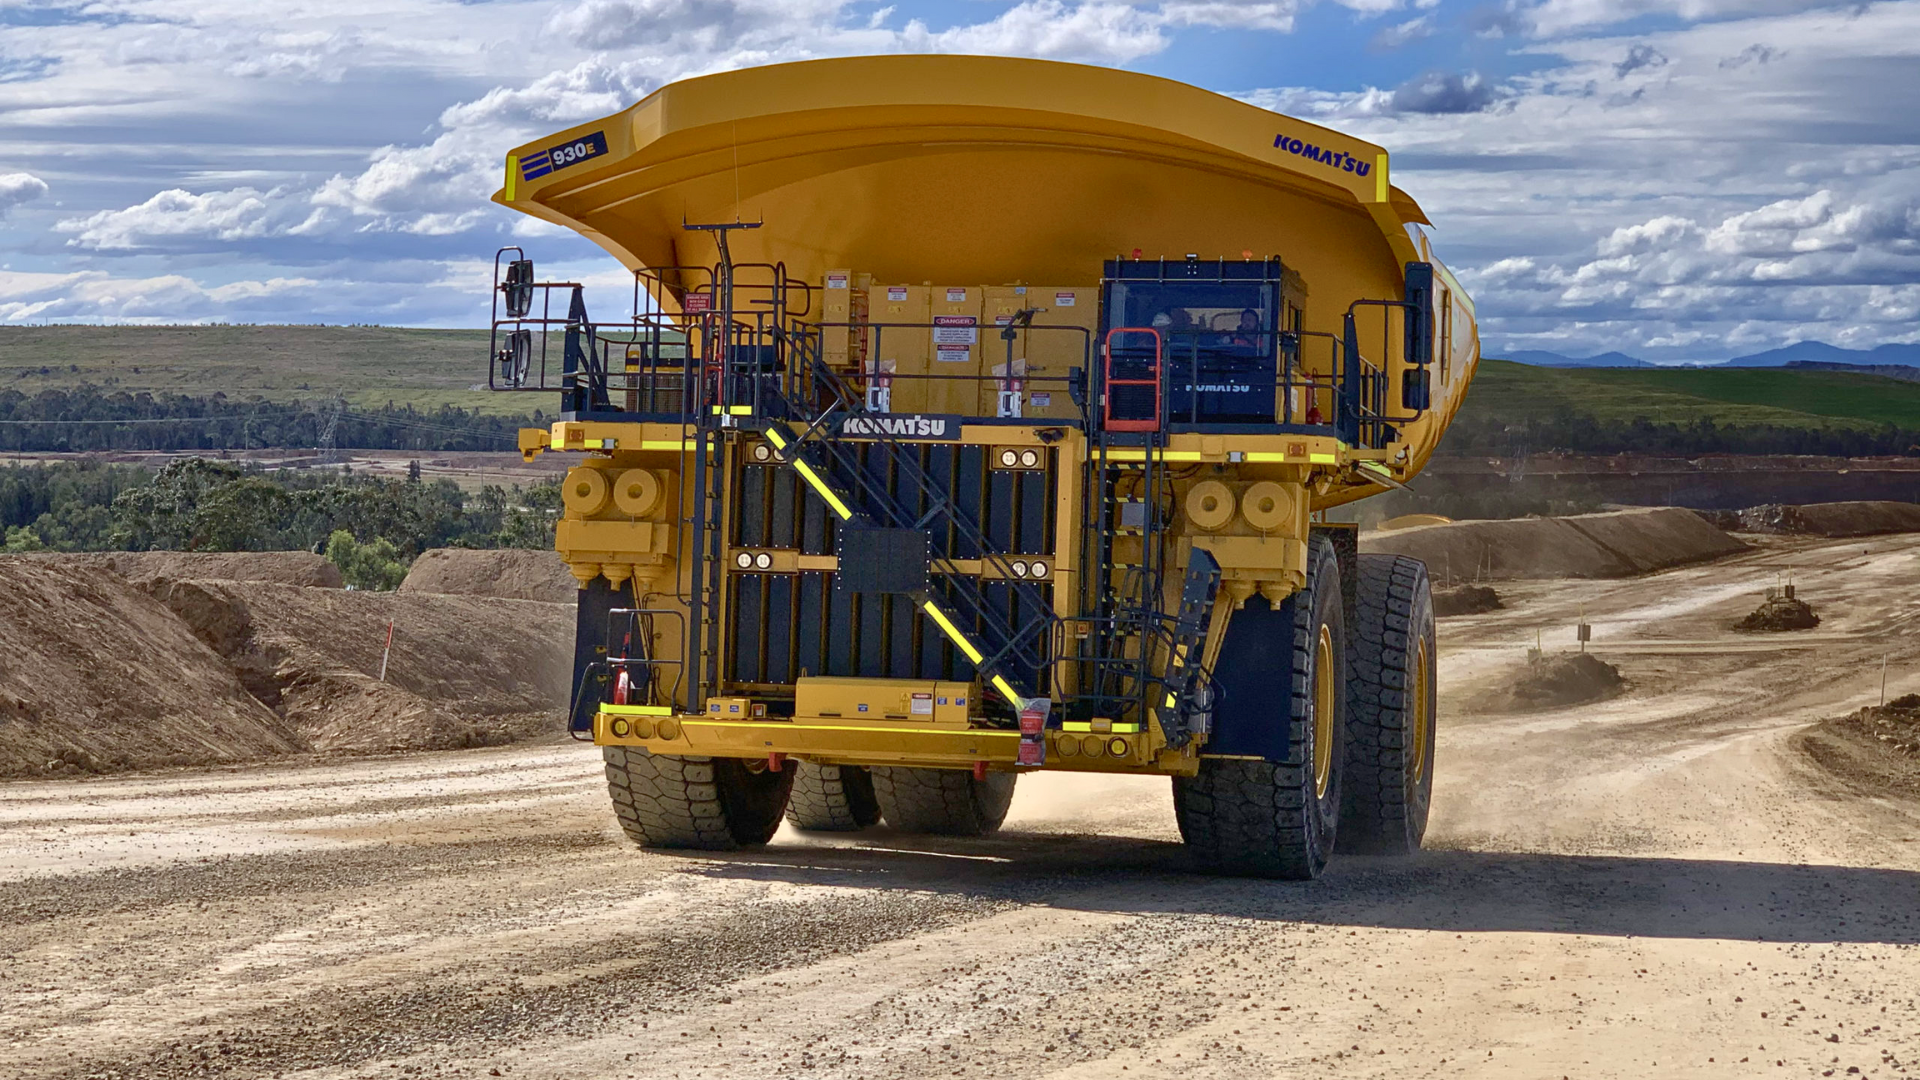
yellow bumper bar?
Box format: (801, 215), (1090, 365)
(596, 712), (1023, 769)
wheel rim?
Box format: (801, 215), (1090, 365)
(1410, 636), (1432, 788)
(1313, 624), (1335, 799)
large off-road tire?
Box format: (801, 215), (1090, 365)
(1339, 553), (1438, 855)
(603, 748), (794, 850)
(784, 762), (882, 832)
(1173, 536), (1347, 879)
(869, 767), (1016, 837)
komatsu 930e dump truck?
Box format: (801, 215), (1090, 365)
(490, 55), (1478, 879)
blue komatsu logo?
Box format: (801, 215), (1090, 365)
(1274, 135), (1371, 177)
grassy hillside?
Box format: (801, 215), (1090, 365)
(4, 328), (1916, 433)
(0, 325), (512, 415)
(1469, 358), (1920, 432)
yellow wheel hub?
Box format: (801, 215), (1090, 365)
(1313, 625), (1335, 800)
(1410, 636), (1432, 788)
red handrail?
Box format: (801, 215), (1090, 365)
(1102, 326), (1162, 432)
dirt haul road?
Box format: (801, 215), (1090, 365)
(4, 534), (1919, 1080)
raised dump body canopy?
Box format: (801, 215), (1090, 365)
(497, 54), (1426, 293)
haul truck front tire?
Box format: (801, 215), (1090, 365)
(870, 767), (1017, 836)
(603, 748), (794, 850)
(1173, 536), (1347, 880)
(1339, 554), (1438, 855)
(785, 762), (882, 832)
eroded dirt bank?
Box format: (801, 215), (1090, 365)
(2, 533), (1918, 1080)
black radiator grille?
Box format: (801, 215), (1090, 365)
(724, 443), (1057, 689)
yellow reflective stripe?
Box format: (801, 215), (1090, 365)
(1061, 721), (1093, 732)
(1164, 693), (1176, 707)
(729, 405), (752, 415)
(1242, 451), (1289, 462)
(1105, 449), (1203, 462)
(990, 675), (1022, 709)
(600, 704), (672, 716)
(921, 601), (984, 664)
(763, 428), (787, 449)
(1375, 153), (1389, 203)
(639, 439), (695, 451)
(790, 459), (853, 520)
(695, 720), (1021, 738)
(1309, 453), (1337, 464)
(505, 156), (518, 200)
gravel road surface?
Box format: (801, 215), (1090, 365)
(4, 534), (1918, 1080)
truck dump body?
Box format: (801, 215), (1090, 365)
(492, 55), (1478, 877)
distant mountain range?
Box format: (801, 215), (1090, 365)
(1494, 341), (1920, 369)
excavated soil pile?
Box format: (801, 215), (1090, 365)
(0, 562), (304, 778)
(1736, 594), (1821, 631)
(1433, 584), (1503, 616)
(6, 551), (342, 588)
(145, 580), (574, 754)
(1852, 695), (1920, 758)
(1729, 501), (1920, 537)
(1361, 507), (1747, 581)
(400, 548), (577, 603)
(1802, 695), (1920, 798)
(1473, 652), (1626, 713)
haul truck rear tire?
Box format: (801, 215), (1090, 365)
(603, 748), (794, 850)
(784, 762), (883, 832)
(1173, 536), (1347, 879)
(1339, 554), (1438, 856)
(870, 767), (1017, 836)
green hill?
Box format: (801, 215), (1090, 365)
(0, 325), (512, 415)
(1468, 358), (1920, 432)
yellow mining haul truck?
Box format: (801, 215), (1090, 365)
(491, 55), (1478, 879)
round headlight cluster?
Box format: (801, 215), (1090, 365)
(1008, 560), (1050, 579)
(751, 443), (774, 462)
(755, 552), (773, 570)
(999, 448), (1020, 467)
(1020, 449), (1040, 468)
(735, 552), (754, 568)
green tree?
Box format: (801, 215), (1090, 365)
(324, 530), (409, 591)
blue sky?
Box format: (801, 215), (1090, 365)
(0, 0), (1916, 361)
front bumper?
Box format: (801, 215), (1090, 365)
(592, 705), (1190, 774)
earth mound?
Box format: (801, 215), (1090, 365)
(1433, 584), (1502, 616)
(1474, 652), (1626, 713)
(400, 548), (577, 604)
(146, 579), (575, 755)
(5, 551), (342, 588)
(1799, 695), (1920, 799)
(1361, 507), (1746, 581)
(1729, 501), (1920, 537)
(0, 562), (304, 779)
(1735, 594), (1821, 632)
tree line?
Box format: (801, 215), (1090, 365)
(0, 387), (541, 453)
(1441, 410), (1920, 458)
(2, 459), (560, 588)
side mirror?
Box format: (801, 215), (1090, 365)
(503, 259), (535, 319)
(497, 329), (532, 387)
(1401, 367), (1431, 412)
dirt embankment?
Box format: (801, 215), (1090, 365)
(1800, 695), (1920, 799)
(400, 548), (577, 603)
(0, 553), (575, 778)
(5, 550), (342, 588)
(0, 563), (302, 777)
(1361, 506), (1747, 581)
(148, 580), (574, 755)
(1710, 500), (1920, 537)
